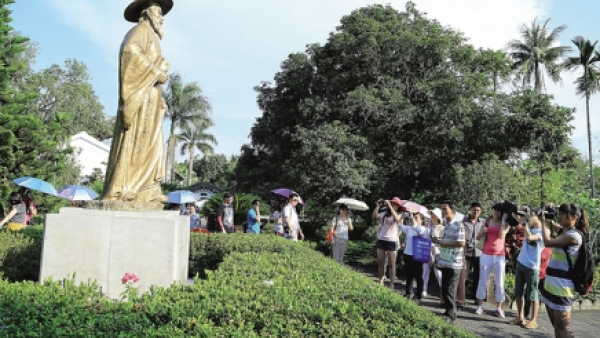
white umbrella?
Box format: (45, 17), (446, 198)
(332, 198), (369, 211)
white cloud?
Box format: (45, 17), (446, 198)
(45, 0), (598, 160)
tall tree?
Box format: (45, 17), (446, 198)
(16, 59), (113, 140)
(163, 72), (211, 183)
(176, 117), (217, 186)
(562, 36), (600, 197)
(507, 18), (571, 93)
(0, 0), (71, 211)
(193, 153), (237, 189)
(235, 3), (573, 206)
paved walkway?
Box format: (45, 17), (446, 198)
(352, 265), (600, 338)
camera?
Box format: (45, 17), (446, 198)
(536, 205), (557, 220)
(500, 200), (524, 227)
(377, 199), (385, 206)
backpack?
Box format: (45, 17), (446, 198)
(563, 229), (596, 295)
(538, 247), (552, 280)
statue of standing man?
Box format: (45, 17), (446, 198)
(102, 0), (173, 203)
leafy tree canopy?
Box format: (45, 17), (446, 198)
(235, 3), (575, 207)
(0, 0), (72, 213)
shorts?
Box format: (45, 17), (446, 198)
(515, 262), (540, 300)
(376, 239), (398, 251)
(7, 222), (24, 231)
(224, 226), (235, 233)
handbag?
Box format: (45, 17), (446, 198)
(326, 216), (338, 244)
(412, 232), (432, 263)
(475, 219), (489, 251)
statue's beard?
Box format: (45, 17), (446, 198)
(148, 14), (164, 39)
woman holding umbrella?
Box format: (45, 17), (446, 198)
(329, 204), (354, 264)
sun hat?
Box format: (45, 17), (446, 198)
(430, 208), (443, 222)
(124, 0), (173, 23)
(389, 197), (403, 206)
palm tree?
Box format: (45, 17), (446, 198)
(563, 36), (600, 197)
(507, 18), (571, 93)
(163, 72), (211, 183)
(176, 116), (218, 186)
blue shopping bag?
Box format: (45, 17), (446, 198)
(412, 235), (432, 263)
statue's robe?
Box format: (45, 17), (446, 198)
(102, 20), (167, 202)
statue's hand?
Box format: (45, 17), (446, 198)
(159, 59), (170, 72)
(122, 115), (132, 130)
(157, 71), (168, 84)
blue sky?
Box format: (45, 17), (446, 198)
(10, 0), (600, 161)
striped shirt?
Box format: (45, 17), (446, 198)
(540, 228), (583, 311)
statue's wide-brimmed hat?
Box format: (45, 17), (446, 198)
(124, 0), (173, 23)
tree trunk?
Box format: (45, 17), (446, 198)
(534, 62), (541, 93)
(188, 146), (194, 187)
(586, 92), (596, 198)
(166, 136), (177, 184)
(540, 164), (546, 208)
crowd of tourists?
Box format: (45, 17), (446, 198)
(193, 192), (590, 337)
(364, 198), (590, 338)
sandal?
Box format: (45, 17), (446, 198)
(508, 318), (524, 325)
(524, 321), (538, 330)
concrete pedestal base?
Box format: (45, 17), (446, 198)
(40, 208), (190, 299)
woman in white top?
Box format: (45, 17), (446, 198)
(329, 204), (354, 264)
(423, 208), (444, 298)
(400, 209), (427, 302)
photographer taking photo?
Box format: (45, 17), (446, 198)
(539, 203), (588, 338)
(509, 206), (547, 330)
(373, 197), (404, 290)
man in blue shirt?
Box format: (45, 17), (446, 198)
(246, 199), (261, 234)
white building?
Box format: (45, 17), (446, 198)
(69, 131), (110, 178)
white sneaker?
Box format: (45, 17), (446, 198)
(422, 291), (428, 297)
(496, 308), (505, 318)
(475, 306), (483, 315)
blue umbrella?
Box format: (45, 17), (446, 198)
(13, 177), (58, 196)
(166, 190), (197, 204)
(57, 185), (99, 201)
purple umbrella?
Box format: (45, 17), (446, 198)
(271, 188), (305, 205)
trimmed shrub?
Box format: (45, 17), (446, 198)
(0, 225), (43, 281)
(0, 234), (475, 337)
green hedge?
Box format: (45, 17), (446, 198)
(0, 233), (474, 337)
(0, 225), (43, 281)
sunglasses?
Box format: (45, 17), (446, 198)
(291, 199), (298, 202)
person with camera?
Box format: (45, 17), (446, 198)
(539, 204), (588, 338)
(432, 200), (465, 324)
(399, 208), (428, 303)
(373, 197), (403, 290)
(0, 192), (28, 231)
(508, 206), (547, 329)
(474, 203), (511, 317)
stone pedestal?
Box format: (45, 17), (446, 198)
(40, 208), (189, 299)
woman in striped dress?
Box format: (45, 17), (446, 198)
(539, 203), (588, 338)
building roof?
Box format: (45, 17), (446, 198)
(185, 182), (223, 193)
(70, 131), (111, 153)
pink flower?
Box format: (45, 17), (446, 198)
(121, 272), (140, 284)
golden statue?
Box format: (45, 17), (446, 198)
(101, 0), (173, 203)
